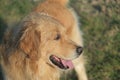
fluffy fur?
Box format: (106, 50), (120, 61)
(0, 0), (88, 80)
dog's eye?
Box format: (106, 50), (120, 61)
(54, 34), (60, 40)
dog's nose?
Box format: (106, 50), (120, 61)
(76, 46), (83, 55)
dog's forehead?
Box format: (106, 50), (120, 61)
(24, 12), (66, 32)
(36, 22), (65, 34)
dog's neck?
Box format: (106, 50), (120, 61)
(2, 55), (60, 80)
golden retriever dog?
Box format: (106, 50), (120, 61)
(0, 0), (88, 80)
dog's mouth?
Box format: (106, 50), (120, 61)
(49, 55), (74, 70)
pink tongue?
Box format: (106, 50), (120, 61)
(61, 59), (74, 69)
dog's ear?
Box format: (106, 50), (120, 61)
(19, 23), (41, 60)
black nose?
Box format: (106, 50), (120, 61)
(76, 47), (83, 55)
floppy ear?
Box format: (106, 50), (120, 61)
(19, 23), (41, 60)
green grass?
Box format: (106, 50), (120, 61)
(0, 0), (120, 80)
(70, 0), (120, 80)
(0, 0), (35, 26)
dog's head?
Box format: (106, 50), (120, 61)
(19, 16), (83, 70)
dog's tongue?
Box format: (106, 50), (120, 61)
(61, 59), (74, 69)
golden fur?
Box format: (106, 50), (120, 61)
(0, 0), (88, 80)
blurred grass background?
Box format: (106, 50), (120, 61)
(0, 0), (120, 80)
